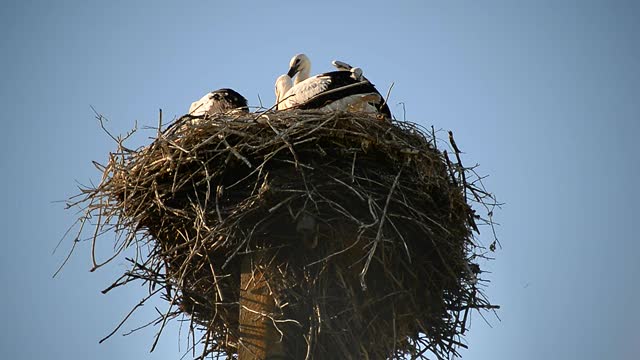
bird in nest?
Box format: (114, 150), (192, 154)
(188, 88), (249, 117)
(275, 53), (391, 119)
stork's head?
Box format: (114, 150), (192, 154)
(287, 53), (310, 78)
(349, 67), (364, 81)
(332, 59), (353, 71)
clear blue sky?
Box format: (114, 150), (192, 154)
(1, 1), (638, 359)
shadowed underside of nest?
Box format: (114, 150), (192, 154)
(72, 110), (498, 359)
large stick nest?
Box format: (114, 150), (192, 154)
(69, 110), (498, 359)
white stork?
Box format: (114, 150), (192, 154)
(274, 54), (392, 118)
(288, 53), (312, 85)
(274, 54), (312, 109)
(188, 88), (249, 116)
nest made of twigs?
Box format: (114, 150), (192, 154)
(71, 110), (498, 359)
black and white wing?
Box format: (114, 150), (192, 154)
(189, 88), (248, 116)
(283, 71), (391, 118)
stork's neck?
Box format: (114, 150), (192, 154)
(275, 75), (293, 110)
(295, 66), (311, 85)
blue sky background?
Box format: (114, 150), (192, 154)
(1, 1), (638, 359)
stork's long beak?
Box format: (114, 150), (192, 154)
(287, 64), (298, 78)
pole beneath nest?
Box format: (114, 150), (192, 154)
(238, 251), (285, 360)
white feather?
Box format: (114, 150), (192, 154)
(323, 93), (382, 114)
(275, 74), (293, 110)
(189, 92), (215, 116)
(280, 74), (333, 109)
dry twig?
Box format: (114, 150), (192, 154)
(65, 110), (499, 359)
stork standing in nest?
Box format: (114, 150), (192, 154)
(275, 53), (392, 119)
